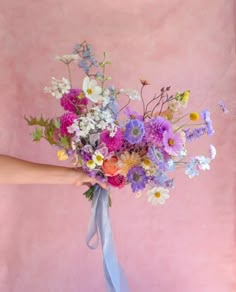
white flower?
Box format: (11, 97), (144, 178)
(83, 76), (102, 102)
(86, 160), (96, 169)
(79, 116), (96, 137)
(92, 151), (104, 166)
(209, 144), (216, 160)
(44, 77), (70, 99)
(195, 156), (211, 170)
(147, 187), (170, 206)
(67, 120), (79, 134)
(120, 88), (141, 100)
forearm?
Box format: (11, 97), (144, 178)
(0, 155), (77, 184)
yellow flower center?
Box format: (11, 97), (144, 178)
(96, 155), (103, 162)
(143, 159), (151, 166)
(168, 138), (175, 146)
(87, 88), (93, 95)
(154, 192), (161, 198)
(189, 112), (200, 121)
(87, 160), (95, 167)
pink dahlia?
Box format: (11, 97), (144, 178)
(60, 112), (78, 136)
(100, 128), (124, 152)
(60, 88), (88, 113)
(108, 174), (126, 188)
(145, 117), (171, 146)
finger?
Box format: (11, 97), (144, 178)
(82, 182), (93, 188)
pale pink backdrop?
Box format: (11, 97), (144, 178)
(0, 0), (235, 291)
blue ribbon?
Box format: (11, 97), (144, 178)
(86, 184), (130, 292)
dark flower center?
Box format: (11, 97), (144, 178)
(133, 173), (140, 182)
(132, 128), (140, 136)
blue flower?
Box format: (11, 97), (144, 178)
(152, 170), (174, 188)
(124, 119), (145, 144)
(185, 158), (199, 178)
(78, 59), (90, 74)
(201, 109), (214, 136)
(127, 166), (148, 192)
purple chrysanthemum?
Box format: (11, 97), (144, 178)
(163, 130), (183, 156)
(60, 88), (88, 113)
(127, 166), (148, 192)
(201, 109), (214, 136)
(60, 112), (78, 136)
(145, 117), (172, 146)
(124, 119), (145, 144)
(100, 128), (124, 152)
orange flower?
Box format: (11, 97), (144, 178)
(102, 156), (119, 176)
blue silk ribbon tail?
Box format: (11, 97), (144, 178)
(86, 185), (130, 292)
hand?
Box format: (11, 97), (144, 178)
(72, 168), (108, 190)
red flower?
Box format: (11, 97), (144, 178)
(108, 174), (126, 188)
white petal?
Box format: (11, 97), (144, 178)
(94, 86), (102, 95)
(89, 79), (97, 88)
(83, 76), (90, 91)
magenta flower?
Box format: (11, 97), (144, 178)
(100, 128), (124, 152)
(60, 88), (88, 113)
(145, 117), (171, 146)
(60, 112), (78, 136)
(163, 130), (183, 156)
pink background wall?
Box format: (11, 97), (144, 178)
(0, 0), (235, 291)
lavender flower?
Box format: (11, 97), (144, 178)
(124, 119), (145, 144)
(152, 170), (174, 188)
(184, 127), (207, 142)
(218, 100), (229, 114)
(201, 109), (214, 136)
(127, 166), (148, 192)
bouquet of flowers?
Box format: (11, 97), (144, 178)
(25, 41), (215, 206)
(25, 41), (216, 292)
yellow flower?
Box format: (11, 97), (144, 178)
(189, 112), (200, 121)
(86, 160), (96, 169)
(118, 151), (141, 175)
(182, 91), (190, 104)
(57, 149), (68, 161)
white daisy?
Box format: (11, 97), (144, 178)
(147, 187), (170, 206)
(92, 151), (104, 166)
(82, 76), (102, 102)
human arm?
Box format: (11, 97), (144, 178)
(0, 155), (107, 189)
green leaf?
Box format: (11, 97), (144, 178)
(60, 136), (70, 149)
(54, 118), (60, 129)
(32, 127), (43, 141)
(24, 115), (50, 127)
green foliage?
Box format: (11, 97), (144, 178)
(32, 127), (43, 141)
(24, 115), (59, 145)
(60, 136), (70, 149)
